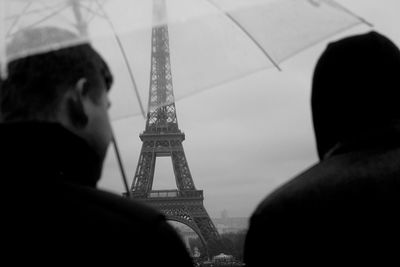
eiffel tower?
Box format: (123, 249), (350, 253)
(130, 0), (220, 255)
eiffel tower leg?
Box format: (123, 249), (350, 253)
(191, 208), (221, 258)
(171, 141), (195, 190)
(161, 205), (209, 252)
(149, 196), (220, 259)
(193, 216), (220, 244)
(131, 141), (156, 194)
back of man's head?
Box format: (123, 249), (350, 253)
(311, 31), (400, 159)
(0, 27), (113, 122)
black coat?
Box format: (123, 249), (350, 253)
(0, 122), (193, 266)
(244, 32), (400, 266)
(244, 141), (400, 266)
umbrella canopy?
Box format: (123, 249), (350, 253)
(1, 0), (368, 120)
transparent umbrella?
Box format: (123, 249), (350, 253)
(1, 0), (370, 117)
(0, 0), (370, 192)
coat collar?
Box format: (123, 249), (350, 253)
(323, 127), (400, 160)
(0, 122), (103, 187)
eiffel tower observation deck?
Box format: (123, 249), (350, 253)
(130, 0), (220, 256)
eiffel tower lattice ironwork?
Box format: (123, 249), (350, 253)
(130, 0), (220, 253)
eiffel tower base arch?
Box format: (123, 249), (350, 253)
(131, 190), (219, 259)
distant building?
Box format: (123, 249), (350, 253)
(210, 210), (248, 234)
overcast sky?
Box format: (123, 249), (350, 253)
(98, 0), (400, 218)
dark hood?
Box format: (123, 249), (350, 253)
(311, 31), (400, 159)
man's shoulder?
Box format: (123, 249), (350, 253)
(18, 184), (194, 266)
(61, 182), (166, 226)
(245, 147), (400, 266)
(75, 187), (194, 266)
(253, 147), (400, 219)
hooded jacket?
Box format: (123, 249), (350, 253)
(244, 32), (400, 266)
(312, 31), (400, 159)
(0, 122), (193, 266)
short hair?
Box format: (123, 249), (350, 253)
(0, 27), (113, 122)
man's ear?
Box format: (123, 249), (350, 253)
(66, 78), (89, 129)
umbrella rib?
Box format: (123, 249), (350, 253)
(278, 20), (365, 64)
(6, 1), (33, 37)
(93, 0), (147, 119)
(324, 0), (373, 27)
(93, 0), (145, 198)
(6, 3), (65, 20)
(79, 3), (107, 20)
(112, 132), (131, 197)
(78, 1), (106, 25)
(112, 30), (146, 118)
(37, 1), (72, 24)
(6, 3), (68, 38)
(114, 33), (147, 118)
(7, 6), (69, 38)
(203, 0), (282, 71)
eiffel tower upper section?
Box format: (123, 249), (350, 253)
(131, 0), (196, 194)
(145, 0), (179, 135)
